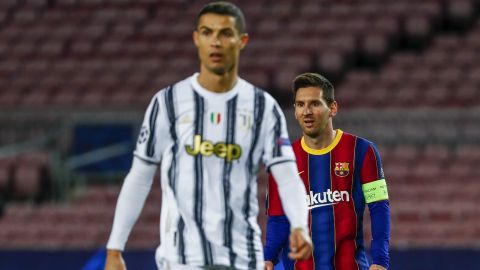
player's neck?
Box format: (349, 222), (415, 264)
(304, 128), (336, 150)
(197, 68), (238, 93)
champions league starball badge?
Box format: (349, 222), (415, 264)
(138, 126), (149, 144)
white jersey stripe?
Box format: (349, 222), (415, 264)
(164, 85), (187, 263)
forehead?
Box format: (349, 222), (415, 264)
(197, 13), (237, 31)
(295, 86), (324, 101)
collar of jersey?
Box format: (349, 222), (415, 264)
(301, 129), (343, 155)
(190, 73), (240, 100)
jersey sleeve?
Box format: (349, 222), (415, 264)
(360, 143), (389, 203)
(261, 101), (296, 169)
(361, 143), (390, 268)
(133, 92), (168, 164)
(368, 200), (390, 269)
(264, 215), (290, 263)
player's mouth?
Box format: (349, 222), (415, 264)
(304, 119), (314, 128)
(209, 52), (224, 62)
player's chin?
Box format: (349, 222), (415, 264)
(209, 66), (227, 75)
(303, 128), (319, 138)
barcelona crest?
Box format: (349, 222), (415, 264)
(334, 162), (350, 177)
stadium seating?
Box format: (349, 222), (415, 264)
(0, 0), (479, 254)
(2, 143), (480, 248)
(1, 0), (478, 108)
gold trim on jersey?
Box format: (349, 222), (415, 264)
(301, 129), (343, 155)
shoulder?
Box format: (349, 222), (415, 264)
(292, 138), (302, 148)
(291, 139), (303, 153)
(342, 131), (376, 148)
(148, 76), (191, 103)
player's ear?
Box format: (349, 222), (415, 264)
(193, 31), (199, 47)
(329, 101), (338, 117)
(239, 33), (249, 50)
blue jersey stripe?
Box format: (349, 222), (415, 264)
(308, 154), (335, 270)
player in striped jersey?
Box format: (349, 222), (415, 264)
(105, 2), (312, 270)
(264, 73), (390, 270)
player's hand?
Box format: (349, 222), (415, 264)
(288, 227), (313, 260)
(264, 260), (274, 270)
(369, 264), (387, 270)
(104, 249), (126, 270)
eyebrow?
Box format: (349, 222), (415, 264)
(197, 25), (235, 32)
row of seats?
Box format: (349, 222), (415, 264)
(1, 143), (479, 248)
(336, 18), (480, 108)
(0, 0), (478, 107)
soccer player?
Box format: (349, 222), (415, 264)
(104, 2), (312, 270)
(264, 73), (390, 270)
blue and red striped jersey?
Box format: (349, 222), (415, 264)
(265, 130), (390, 270)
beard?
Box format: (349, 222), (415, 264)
(210, 66), (226, 75)
(303, 128), (321, 138)
(302, 119), (329, 139)
(208, 63), (235, 76)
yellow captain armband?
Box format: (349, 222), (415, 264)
(362, 179), (389, 203)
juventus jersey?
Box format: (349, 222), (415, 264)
(135, 73), (296, 270)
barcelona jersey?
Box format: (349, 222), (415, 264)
(265, 130), (390, 270)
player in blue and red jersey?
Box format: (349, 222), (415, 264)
(264, 73), (390, 270)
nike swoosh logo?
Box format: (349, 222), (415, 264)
(308, 202), (339, 210)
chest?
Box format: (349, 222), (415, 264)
(174, 97), (256, 162)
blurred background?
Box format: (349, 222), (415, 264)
(0, 0), (479, 269)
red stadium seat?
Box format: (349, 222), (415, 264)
(404, 14), (433, 49)
(0, 163), (11, 195)
(446, 0), (476, 30)
(359, 33), (390, 67)
(12, 164), (43, 200)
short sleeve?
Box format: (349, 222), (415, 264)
(133, 93), (167, 164)
(261, 101), (296, 169)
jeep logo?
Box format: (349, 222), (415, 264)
(185, 135), (242, 162)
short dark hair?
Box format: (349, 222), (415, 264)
(292, 73), (335, 106)
(196, 1), (246, 34)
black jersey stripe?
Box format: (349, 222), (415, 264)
(272, 105), (283, 158)
(177, 218), (186, 264)
(165, 85), (186, 264)
(243, 88), (265, 269)
(223, 96), (238, 267)
(146, 97), (159, 158)
(193, 91), (213, 265)
(133, 154), (160, 165)
(165, 86), (177, 191)
(266, 159), (296, 171)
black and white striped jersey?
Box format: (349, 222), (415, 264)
(135, 73), (296, 270)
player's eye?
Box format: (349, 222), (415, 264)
(221, 30), (234, 38)
(200, 29), (212, 36)
(312, 101), (321, 107)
